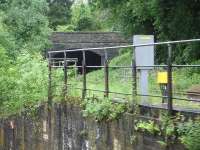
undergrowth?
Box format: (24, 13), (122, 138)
(134, 112), (200, 150)
(82, 96), (128, 121)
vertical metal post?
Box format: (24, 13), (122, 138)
(132, 46), (137, 101)
(64, 51), (68, 99)
(104, 50), (109, 98)
(167, 44), (173, 115)
(48, 53), (52, 106)
(82, 51), (86, 99)
(47, 53), (52, 150)
(58, 104), (62, 150)
(75, 61), (77, 79)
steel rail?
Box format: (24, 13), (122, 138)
(50, 64), (200, 68)
(48, 38), (200, 54)
(51, 84), (200, 102)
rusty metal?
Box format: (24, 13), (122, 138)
(48, 53), (52, 107)
(132, 46), (137, 101)
(48, 38), (200, 54)
(167, 44), (173, 115)
(63, 51), (68, 99)
(48, 38), (200, 114)
(104, 50), (109, 98)
(82, 51), (87, 99)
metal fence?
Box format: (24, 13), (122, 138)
(47, 38), (200, 115)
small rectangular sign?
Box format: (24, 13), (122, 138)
(157, 72), (168, 84)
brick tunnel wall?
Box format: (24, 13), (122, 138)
(0, 102), (188, 150)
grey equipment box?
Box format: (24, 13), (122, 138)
(133, 35), (154, 69)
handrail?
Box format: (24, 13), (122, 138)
(48, 38), (200, 54)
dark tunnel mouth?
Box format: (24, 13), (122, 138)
(52, 50), (102, 73)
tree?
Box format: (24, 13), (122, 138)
(3, 0), (50, 53)
(70, 2), (102, 31)
(90, 0), (200, 63)
(47, 0), (74, 30)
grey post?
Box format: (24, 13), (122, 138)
(133, 35), (154, 105)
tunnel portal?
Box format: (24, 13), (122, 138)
(53, 51), (102, 72)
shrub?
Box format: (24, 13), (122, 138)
(177, 121), (200, 150)
(82, 97), (127, 121)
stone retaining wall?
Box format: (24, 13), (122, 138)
(0, 103), (188, 150)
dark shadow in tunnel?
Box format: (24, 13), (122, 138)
(52, 50), (102, 73)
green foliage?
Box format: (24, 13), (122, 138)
(177, 121), (200, 150)
(110, 50), (132, 66)
(135, 120), (160, 135)
(90, 0), (200, 63)
(3, 0), (50, 53)
(70, 2), (102, 31)
(82, 97), (127, 121)
(0, 0), (52, 116)
(160, 113), (176, 138)
(47, 0), (73, 30)
(56, 25), (75, 32)
(0, 11), (16, 58)
(0, 51), (49, 116)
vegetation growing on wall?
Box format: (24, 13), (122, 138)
(133, 111), (200, 150)
(177, 120), (200, 150)
(82, 96), (128, 121)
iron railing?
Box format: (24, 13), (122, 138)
(47, 38), (200, 115)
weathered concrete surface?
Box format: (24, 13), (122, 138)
(49, 32), (132, 65)
(50, 32), (131, 50)
(0, 103), (186, 150)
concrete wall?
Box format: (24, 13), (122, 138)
(0, 102), (188, 150)
(49, 32), (132, 64)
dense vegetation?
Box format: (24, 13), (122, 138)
(88, 0), (200, 63)
(0, 0), (50, 116)
(0, 0), (200, 148)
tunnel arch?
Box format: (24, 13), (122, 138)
(52, 50), (102, 72)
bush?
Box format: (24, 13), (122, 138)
(82, 97), (127, 121)
(0, 51), (49, 116)
(177, 121), (200, 150)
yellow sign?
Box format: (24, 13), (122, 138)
(157, 72), (168, 84)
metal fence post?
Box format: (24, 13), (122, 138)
(167, 44), (173, 115)
(82, 51), (87, 99)
(64, 51), (68, 99)
(104, 50), (109, 98)
(48, 53), (52, 106)
(132, 46), (137, 102)
(47, 52), (53, 150)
